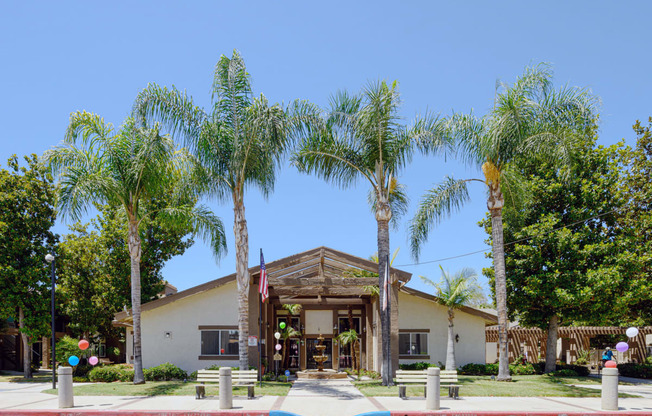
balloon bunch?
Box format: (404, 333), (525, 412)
(67, 339), (100, 367)
(274, 321), (287, 352)
(604, 327), (638, 368)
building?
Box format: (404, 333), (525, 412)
(113, 247), (496, 373)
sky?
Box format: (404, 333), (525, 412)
(1, 1), (650, 298)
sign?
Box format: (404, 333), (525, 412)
(273, 353), (282, 361)
(248, 336), (258, 347)
(284, 370), (290, 377)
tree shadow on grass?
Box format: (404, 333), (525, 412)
(142, 382), (185, 396)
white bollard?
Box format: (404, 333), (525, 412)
(426, 367), (440, 410)
(57, 366), (74, 408)
(219, 367), (233, 409)
(601, 367), (619, 411)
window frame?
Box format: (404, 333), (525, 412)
(399, 331), (429, 358)
(199, 328), (239, 357)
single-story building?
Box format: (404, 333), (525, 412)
(113, 247), (496, 373)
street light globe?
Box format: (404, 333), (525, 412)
(45, 254), (55, 263)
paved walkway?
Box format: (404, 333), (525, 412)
(2, 379), (652, 415)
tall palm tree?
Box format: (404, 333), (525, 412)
(133, 50), (318, 370)
(421, 266), (482, 371)
(292, 80), (449, 385)
(409, 64), (598, 380)
(44, 113), (227, 384)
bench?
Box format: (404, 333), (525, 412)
(395, 369), (460, 399)
(195, 369), (258, 400)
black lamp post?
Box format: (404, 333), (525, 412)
(45, 253), (56, 390)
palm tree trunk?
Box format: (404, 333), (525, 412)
(488, 185), (511, 381)
(446, 308), (456, 371)
(19, 307), (32, 379)
(128, 218), (145, 384)
(376, 210), (391, 386)
(544, 315), (559, 373)
(234, 201), (250, 371)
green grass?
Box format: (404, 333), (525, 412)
(354, 375), (637, 398)
(42, 381), (291, 396)
(0, 373), (53, 383)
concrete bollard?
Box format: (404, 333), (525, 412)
(601, 367), (619, 411)
(57, 366), (74, 408)
(219, 366), (233, 409)
(426, 367), (440, 410)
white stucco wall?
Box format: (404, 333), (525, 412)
(397, 291), (488, 368)
(140, 280), (239, 373)
(305, 310), (332, 334)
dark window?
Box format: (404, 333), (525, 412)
(399, 332), (428, 355)
(201, 330), (239, 355)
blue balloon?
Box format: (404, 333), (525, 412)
(68, 355), (80, 366)
(285, 370), (290, 377)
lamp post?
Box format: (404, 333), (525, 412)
(45, 253), (55, 390)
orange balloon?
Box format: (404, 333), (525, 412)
(605, 360), (617, 368)
(78, 339), (89, 350)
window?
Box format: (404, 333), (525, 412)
(399, 332), (428, 355)
(277, 316), (300, 332)
(201, 330), (239, 355)
(338, 317), (360, 334)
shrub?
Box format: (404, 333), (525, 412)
(399, 362), (437, 371)
(88, 364), (134, 382)
(556, 364), (589, 377)
(509, 363), (536, 375)
(55, 336), (81, 366)
(617, 363), (652, 379)
(459, 363), (489, 375)
(143, 362), (187, 381)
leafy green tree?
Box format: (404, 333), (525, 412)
(481, 136), (626, 372)
(618, 117), (652, 324)
(133, 50), (316, 371)
(0, 155), (58, 378)
(292, 80), (448, 385)
(421, 266), (482, 371)
(409, 64), (598, 380)
(45, 115), (226, 384)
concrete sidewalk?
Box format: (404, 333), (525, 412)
(2, 380), (652, 415)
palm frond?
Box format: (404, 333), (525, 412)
(410, 177), (472, 260)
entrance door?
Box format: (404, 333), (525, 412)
(306, 338), (332, 369)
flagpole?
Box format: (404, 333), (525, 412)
(259, 248), (263, 387)
(386, 254), (392, 386)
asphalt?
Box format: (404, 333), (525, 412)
(2, 378), (652, 415)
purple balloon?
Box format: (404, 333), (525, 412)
(616, 342), (629, 352)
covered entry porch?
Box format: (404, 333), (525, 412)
(247, 247), (411, 373)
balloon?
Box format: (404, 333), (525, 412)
(279, 322), (286, 329)
(626, 327), (639, 338)
(274, 332), (281, 340)
(605, 360), (617, 368)
(89, 356), (99, 366)
(275, 343), (282, 351)
(220, 349), (225, 354)
(78, 339), (89, 350)
(68, 355), (80, 366)
(616, 342), (629, 352)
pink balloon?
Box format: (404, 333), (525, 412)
(605, 360), (617, 368)
(275, 343), (282, 351)
(616, 342), (629, 352)
(89, 356), (99, 366)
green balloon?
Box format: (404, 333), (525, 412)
(279, 322), (286, 329)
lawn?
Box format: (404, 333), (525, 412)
(42, 381), (291, 396)
(354, 375), (636, 398)
(0, 372), (53, 383)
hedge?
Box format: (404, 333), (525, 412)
(618, 363), (652, 379)
(87, 363), (188, 382)
(458, 362), (589, 376)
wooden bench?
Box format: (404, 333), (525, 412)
(195, 369), (258, 399)
(395, 369), (460, 399)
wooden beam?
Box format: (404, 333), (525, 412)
(271, 297), (369, 305)
(269, 287), (369, 297)
(268, 277), (377, 287)
(268, 257), (321, 279)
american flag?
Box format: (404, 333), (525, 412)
(259, 250), (269, 303)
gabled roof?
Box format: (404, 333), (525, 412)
(114, 246), (411, 323)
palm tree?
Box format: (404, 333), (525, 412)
(409, 64), (598, 380)
(133, 50), (318, 371)
(44, 113), (227, 383)
(338, 329), (360, 373)
(421, 266), (482, 371)
(292, 80), (450, 385)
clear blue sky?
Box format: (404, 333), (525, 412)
(1, 1), (650, 298)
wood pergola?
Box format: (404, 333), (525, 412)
(486, 325), (652, 363)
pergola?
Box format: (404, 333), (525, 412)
(486, 325), (652, 364)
